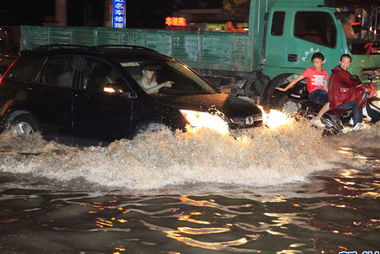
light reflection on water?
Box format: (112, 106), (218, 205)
(1, 165), (379, 254)
(0, 123), (379, 253)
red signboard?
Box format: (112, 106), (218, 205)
(165, 17), (187, 27)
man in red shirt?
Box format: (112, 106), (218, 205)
(328, 54), (363, 131)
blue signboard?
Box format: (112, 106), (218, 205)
(112, 0), (126, 28)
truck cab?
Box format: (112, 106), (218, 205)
(262, 0), (380, 106)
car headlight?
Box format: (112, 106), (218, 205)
(179, 109), (229, 135)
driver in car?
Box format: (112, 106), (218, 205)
(138, 66), (174, 94)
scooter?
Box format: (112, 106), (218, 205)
(283, 79), (380, 135)
(366, 94), (380, 123)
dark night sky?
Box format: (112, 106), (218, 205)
(127, 0), (222, 28)
(0, 0), (226, 28)
(0, 0), (223, 28)
(0, 0), (105, 26)
(127, 0), (176, 28)
(67, 0), (105, 26)
(0, 0), (54, 25)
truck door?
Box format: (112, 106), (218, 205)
(264, 8), (345, 78)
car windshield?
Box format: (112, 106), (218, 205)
(120, 60), (216, 95)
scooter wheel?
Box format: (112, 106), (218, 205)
(322, 128), (339, 136)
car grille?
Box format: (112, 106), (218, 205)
(229, 114), (262, 128)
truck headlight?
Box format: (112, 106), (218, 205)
(179, 109), (229, 135)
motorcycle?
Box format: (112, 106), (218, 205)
(366, 95), (380, 123)
(281, 78), (380, 135)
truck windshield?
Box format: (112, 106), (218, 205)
(120, 60), (217, 95)
(337, 6), (380, 54)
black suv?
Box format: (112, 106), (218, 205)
(0, 45), (262, 141)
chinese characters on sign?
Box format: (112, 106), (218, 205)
(165, 17), (187, 27)
(112, 0), (126, 28)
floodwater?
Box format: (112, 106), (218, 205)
(0, 121), (379, 254)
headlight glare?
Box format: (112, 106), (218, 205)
(179, 109), (229, 135)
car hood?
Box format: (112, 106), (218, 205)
(153, 93), (262, 118)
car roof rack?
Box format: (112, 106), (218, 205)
(32, 44), (97, 51)
(94, 44), (157, 52)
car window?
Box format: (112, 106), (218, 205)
(120, 60), (216, 95)
(80, 58), (127, 94)
(294, 11), (337, 48)
(7, 57), (44, 82)
(38, 56), (76, 88)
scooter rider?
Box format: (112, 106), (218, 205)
(276, 52), (328, 128)
(328, 54), (363, 131)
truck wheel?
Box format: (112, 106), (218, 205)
(263, 73), (297, 107)
(276, 93), (302, 114)
(10, 114), (41, 135)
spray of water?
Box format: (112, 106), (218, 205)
(0, 118), (348, 189)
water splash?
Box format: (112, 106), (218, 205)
(261, 108), (293, 129)
(0, 120), (369, 190)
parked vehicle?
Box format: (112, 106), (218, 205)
(18, 0), (380, 108)
(0, 45), (262, 141)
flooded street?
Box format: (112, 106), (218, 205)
(0, 121), (379, 254)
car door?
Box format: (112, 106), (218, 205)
(72, 57), (135, 140)
(29, 55), (77, 131)
(0, 55), (45, 110)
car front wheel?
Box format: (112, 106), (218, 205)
(10, 114), (41, 135)
(134, 122), (170, 137)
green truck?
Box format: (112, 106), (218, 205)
(18, 0), (380, 107)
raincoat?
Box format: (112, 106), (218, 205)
(328, 66), (363, 109)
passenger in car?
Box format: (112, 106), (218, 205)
(57, 67), (73, 88)
(137, 67), (174, 94)
(57, 56), (82, 88)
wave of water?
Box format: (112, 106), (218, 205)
(0, 121), (378, 190)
